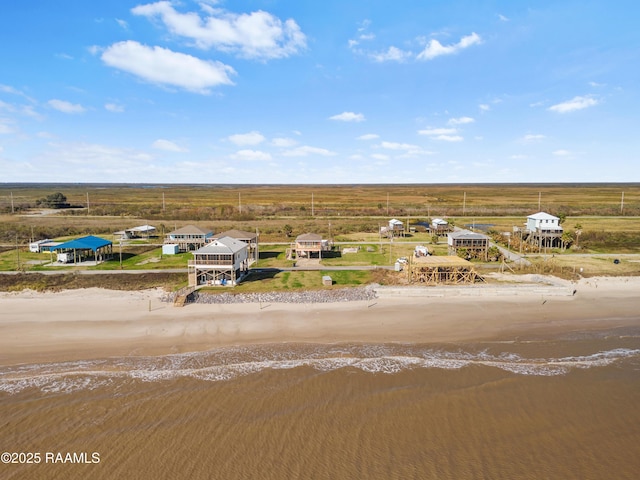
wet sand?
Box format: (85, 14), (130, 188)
(0, 276), (639, 365)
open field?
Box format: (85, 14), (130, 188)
(1, 183), (639, 289)
(2, 183), (639, 220)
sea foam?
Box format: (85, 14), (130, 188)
(1, 345), (638, 395)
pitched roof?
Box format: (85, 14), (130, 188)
(432, 218), (448, 225)
(194, 236), (247, 255)
(53, 235), (112, 251)
(296, 233), (322, 242)
(527, 212), (559, 220)
(448, 229), (488, 240)
(167, 225), (212, 236)
(213, 229), (257, 241)
(129, 225), (156, 232)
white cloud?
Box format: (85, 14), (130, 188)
(418, 127), (458, 136)
(498, 14), (509, 22)
(370, 46), (412, 63)
(553, 149), (572, 156)
(0, 84), (36, 103)
(329, 111), (365, 122)
(479, 104), (490, 111)
(548, 96), (598, 113)
(357, 133), (379, 140)
(231, 149), (272, 161)
(152, 139), (188, 152)
(48, 99), (86, 114)
(0, 119), (15, 134)
(228, 131), (265, 146)
(379, 141), (420, 151)
(448, 116), (474, 125)
(271, 137), (297, 147)
(281, 145), (336, 157)
(510, 154), (527, 160)
(371, 153), (389, 161)
(105, 103), (125, 113)
(417, 32), (481, 61)
(132, 1), (306, 60)
(101, 41), (235, 94)
(435, 135), (463, 142)
(522, 134), (545, 142)
(116, 18), (128, 29)
(589, 81), (606, 87)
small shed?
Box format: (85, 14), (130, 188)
(322, 275), (333, 286)
(162, 244), (179, 255)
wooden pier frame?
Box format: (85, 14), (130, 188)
(407, 256), (482, 285)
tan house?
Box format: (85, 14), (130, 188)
(294, 233), (330, 259)
(165, 225), (213, 252)
(188, 236), (249, 286)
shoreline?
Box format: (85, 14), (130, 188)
(1, 275), (639, 366)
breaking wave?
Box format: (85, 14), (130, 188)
(1, 345), (639, 395)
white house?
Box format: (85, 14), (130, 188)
(525, 212), (563, 248)
(526, 212), (563, 234)
(187, 236), (249, 286)
(165, 225), (214, 252)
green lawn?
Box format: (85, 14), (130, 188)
(199, 269), (373, 293)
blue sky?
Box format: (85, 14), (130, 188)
(1, 0), (639, 184)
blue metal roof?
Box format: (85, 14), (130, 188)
(53, 235), (112, 252)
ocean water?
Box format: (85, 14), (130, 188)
(1, 329), (640, 479)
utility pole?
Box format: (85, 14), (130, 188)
(10, 192), (14, 213)
(16, 234), (20, 271)
(86, 192), (90, 214)
(621, 192), (624, 214)
(386, 193), (389, 216)
(162, 192), (165, 212)
(311, 192), (314, 216)
(238, 191), (242, 214)
(463, 192), (466, 215)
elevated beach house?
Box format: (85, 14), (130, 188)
(525, 212), (563, 248)
(388, 218), (405, 237)
(213, 229), (259, 264)
(294, 233), (330, 259)
(165, 225), (213, 252)
(448, 229), (490, 260)
(188, 236), (249, 287)
(431, 218), (452, 235)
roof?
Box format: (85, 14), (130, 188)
(53, 235), (112, 252)
(389, 218), (403, 225)
(527, 212), (559, 220)
(432, 218), (448, 225)
(194, 236), (247, 255)
(167, 225), (213, 236)
(412, 255), (473, 266)
(448, 229), (489, 240)
(296, 233), (322, 242)
(129, 225), (156, 232)
(213, 229), (257, 241)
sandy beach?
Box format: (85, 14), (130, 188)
(1, 275), (638, 365)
